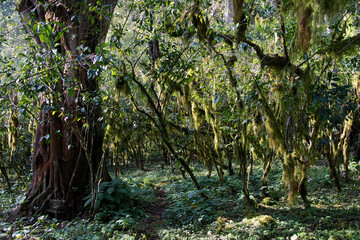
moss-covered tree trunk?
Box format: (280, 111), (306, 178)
(261, 152), (273, 197)
(11, 0), (117, 220)
(0, 143), (12, 192)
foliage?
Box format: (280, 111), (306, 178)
(0, 164), (360, 239)
(84, 177), (156, 221)
(0, 0), (360, 238)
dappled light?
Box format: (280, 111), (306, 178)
(0, 0), (360, 239)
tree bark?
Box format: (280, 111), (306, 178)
(0, 145), (12, 192)
(223, 135), (234, 176)
(11, 0), (117, 220)
(261, 152), (273, 197)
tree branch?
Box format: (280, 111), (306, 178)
(243, 39), (303, 77)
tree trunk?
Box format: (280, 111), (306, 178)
(326, 152), (342, 192)
(161, 143), (168, 170)
(169, 154), (174, 173)
(223, 135), (234, 176)
(225, 0), (244, 24)
(131, 145), (139, 168)
(0, 146), (11, 192)
(283, 154), (298, 205)
(12, 0), (117, 220)
(111, 148), (123, 178)
(343, 132), (351, 183)
(299, 163), (310, 208)
(342, 112), (354, 183)
(213, 152), (224, 185)
(261, 152), (273, 197)
(138, 144), (144, 170)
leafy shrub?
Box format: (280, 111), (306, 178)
(84, 178), (155, 221)
(84, 179), (130, 211)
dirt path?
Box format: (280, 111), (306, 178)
(137, 186), (167, 239)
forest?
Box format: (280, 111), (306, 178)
(0, 0), (360, 239)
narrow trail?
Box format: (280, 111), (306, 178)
(137, 186), (167, 240)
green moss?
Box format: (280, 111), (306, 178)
(261, 197), (271, 206)
(181, 84), (191, 113)
(352, 72), (360, 97)
(241, 215), (277, 227)
(191, 102), (205, 130)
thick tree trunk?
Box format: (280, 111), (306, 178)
(283, 154), (298, 205)
(0, 148), (11, 192)
(11, 0), (117, 220)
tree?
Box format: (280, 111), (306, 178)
(104, 0), (359, 208)
(6, 0), (359, 221)
(11, 0), (117, 219)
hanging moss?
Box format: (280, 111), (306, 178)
(204, 104), (212, 123)
(8, 95), (19, 155)
(115, 78), (130, 98)
(282, 0), (351, 18)
(282, 0), (353, 57)
(191, 102), (205, 130)
(297, 7), (313, 53)
(181, 84), (191, 113)
(8, 109), (19, 153)
(211, 120), (221, 153)
(270, 82), (286, 95)
(261, 96), (286, 156)
(265, 117), (286, 156)
(27, 118), (36, 138)
(301, 68), (313, 93)
(256, 81), (286, 156)
(191, 102), (199, 130)
(190, 3), (208, 43)
(115, 63), (130, 99)
(256, 80), (303, 204)
(318, 0), (351, 16)
(352, 71), (360, 97)
(194, 134), (215, 170)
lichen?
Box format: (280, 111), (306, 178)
(241, 215), (277, 227)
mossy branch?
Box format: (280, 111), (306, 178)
(243, 39), (304, 77)
(324, 33), (360, 55)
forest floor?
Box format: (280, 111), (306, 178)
(0, 161), (360, 239)
(137, 186), (167, 239)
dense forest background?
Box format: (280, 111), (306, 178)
(0, 0), (360, 239)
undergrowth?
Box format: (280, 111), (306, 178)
(0, 161), (359, 239)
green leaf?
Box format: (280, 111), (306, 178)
(107, 186), (115, 195)
(84, 197), (92, 207)
(68, 88), (74, 97)
(54, 28), (67, 43)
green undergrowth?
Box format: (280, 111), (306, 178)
(0, 163), (360, 239)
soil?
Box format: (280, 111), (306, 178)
(136, 186), (167, 239)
